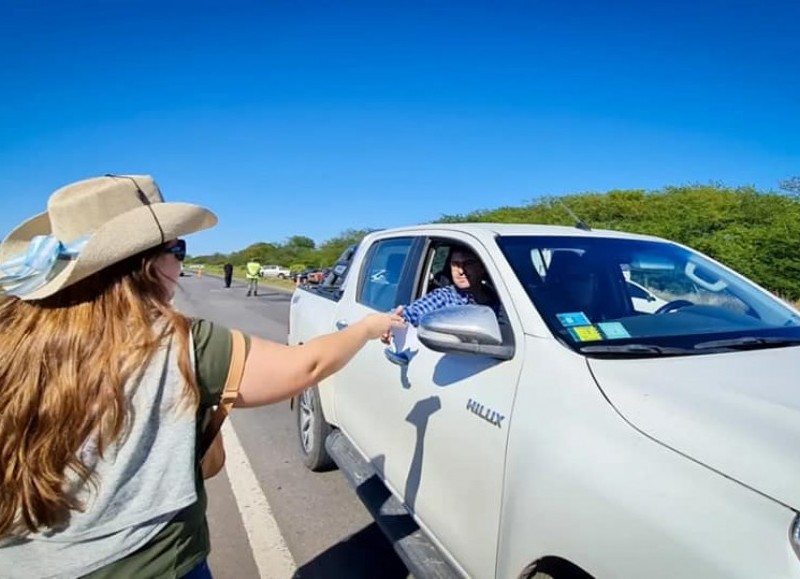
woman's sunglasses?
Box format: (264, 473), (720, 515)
(163, 239), (187, 262)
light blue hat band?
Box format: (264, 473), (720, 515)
(0, 235), (89, 298)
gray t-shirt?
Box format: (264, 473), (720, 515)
(0, 320), (241, 579)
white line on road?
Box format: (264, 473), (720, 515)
(222, 420), (297, 578)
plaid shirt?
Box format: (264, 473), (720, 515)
(401, 285), (477, 327)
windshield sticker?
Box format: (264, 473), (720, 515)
(597, 322), (631, 340)
(568, 325), (603, 342)
(557, 312), (591, 327)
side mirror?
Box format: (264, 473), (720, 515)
(417, 305), (514, 360)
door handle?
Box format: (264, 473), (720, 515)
(384, 348), (410, 366)
(335, 319), (348, 331)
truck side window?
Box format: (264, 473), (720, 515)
(422, 245), (452, 294)
(420, 242), (499, 305)
(359, 238), (414, 312)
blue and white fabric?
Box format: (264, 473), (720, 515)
(0, 235), (88, 298)
(401, 285), (477, 327)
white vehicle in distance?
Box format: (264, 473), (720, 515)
(259, 264), (290, 278)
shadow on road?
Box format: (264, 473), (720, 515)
(292, 522), (410, 579)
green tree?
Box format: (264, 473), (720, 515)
(286, 235), (316, 250)
(317, 228), (374, 265)
(438, 183), (800, 300)
(188, 183), (800, 300)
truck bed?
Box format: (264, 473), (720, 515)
(288, 284), (342, 346)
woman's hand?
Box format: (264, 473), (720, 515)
(378, 306), (405, 344)
(359, 309), (406, 341)
(236, 308), (407, 407)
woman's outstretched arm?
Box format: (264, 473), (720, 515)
(235, 312), (405, 407)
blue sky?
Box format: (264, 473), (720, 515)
(1, 1), (798, 256)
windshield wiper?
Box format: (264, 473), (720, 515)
(694, 336), (800, 351)
(579, 343), (693, 356)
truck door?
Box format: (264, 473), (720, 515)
(334, 234), (525, 579)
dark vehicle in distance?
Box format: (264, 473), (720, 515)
(292, 268), (321, 284)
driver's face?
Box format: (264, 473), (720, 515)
(450, 250), (484, 290)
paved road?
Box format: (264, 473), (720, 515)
(173, 274), (410, 579)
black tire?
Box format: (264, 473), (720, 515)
(522, 559), (590, 579)
(296, 386), (334, 471)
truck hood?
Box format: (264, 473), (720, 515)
(588, 347), (800, 509)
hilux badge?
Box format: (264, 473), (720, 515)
(466, 398), (505, 428)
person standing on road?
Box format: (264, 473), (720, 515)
(223, 262), (233, 288)
(245, 258), (260, 297)
(0, 174), (404, 579)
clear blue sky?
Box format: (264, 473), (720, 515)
(1, 0), (798, 256)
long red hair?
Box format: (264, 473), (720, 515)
(0, 248), (198, 537)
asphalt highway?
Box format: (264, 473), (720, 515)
(174, 274), (410, 579)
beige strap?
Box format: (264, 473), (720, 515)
(202, 329), (246, 450)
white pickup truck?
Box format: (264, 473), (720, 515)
(260, 264), (291, 278)
(287, 223), (800, 579)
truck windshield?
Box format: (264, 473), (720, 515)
(497, 235), (800, 355)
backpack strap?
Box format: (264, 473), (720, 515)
(201, 329), (246, 451)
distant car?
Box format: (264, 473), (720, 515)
(316, 268), (332, 283)
(260, 265), (291, 278)
(290, 268), (314, 283)
(182, 264), (203, 276)
(306, 269), (326, 284)
(289, 268), (329, 285)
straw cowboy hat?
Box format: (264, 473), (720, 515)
(0, 174), (217, 301)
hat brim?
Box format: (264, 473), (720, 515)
(0, 212), (52, 263)
(1, 202), (217, 301)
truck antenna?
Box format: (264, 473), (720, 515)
(556, 199), (592, 231)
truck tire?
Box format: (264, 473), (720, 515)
(521, 558), (591, 579)
(296, 386), (334, 471)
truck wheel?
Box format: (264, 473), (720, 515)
(521, 558), (591, 579)
(296, 386), (334, 471)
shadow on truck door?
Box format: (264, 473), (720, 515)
(404, 396), (442, 511)
(431, 354), (499, 387)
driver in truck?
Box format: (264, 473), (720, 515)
(381, 245), (498, 343)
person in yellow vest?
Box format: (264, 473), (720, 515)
(245, 259), (261, 297)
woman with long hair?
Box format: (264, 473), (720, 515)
(0, 175), (404, 578)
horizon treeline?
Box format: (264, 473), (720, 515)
(188, 181), (800, 299)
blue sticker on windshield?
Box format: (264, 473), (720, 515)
(557, 312), (591, 327)
(597, 322), (631, 340)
